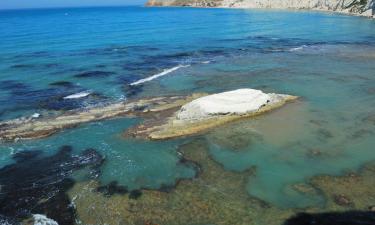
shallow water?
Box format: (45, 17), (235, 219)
(0, 6), (375, 224)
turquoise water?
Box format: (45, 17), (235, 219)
(0, 6), (375, 216)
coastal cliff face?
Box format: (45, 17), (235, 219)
(146, 0), (375, 17)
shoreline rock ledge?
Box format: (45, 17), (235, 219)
(126, 88), (298, 139)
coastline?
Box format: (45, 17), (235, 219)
(145, 2), (375, 19)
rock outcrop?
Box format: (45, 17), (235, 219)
(0, 89), (296, 142)
(0, 94), (204, 142)
(126, 89), (298, 139)
(146, 0), (375, 18)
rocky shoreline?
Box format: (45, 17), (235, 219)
(0, 94), (204, 142)
(0, 89), (296, 142)
(146, 0), (375, 18)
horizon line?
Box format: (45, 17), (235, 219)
(0, 4), (146, 11)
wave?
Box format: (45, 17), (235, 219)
(63, 91), (91, 99)
(289, 45), (308, 52)
(130, 65), (190, 86)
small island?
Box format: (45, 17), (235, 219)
(126, 89), (298, 139)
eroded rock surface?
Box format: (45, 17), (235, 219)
(127, 89), (298, 139)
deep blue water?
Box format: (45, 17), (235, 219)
(0, 6), (375, 224)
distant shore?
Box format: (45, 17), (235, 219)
(146, 0), (375, 19)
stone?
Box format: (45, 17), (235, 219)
(127, 89), (298, 139)
(177, 89), (273, 121)
(333, 194), (353, 207)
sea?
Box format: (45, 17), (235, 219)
(0, 6), (374, 225)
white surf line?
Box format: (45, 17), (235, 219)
(63, 91), (91, 99)
(130, 64), (190, 86)
(289, 45), (308, 52)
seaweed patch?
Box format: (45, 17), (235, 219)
(74, 71), (115, 78)
(0, 146), (104, 225)
(283, 211), (375, 225)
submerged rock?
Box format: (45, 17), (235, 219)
(128, 89), (298, 139)
(68, 139), (285, 225)
(284, 211), (375, 225)
(73, 71), (115, 78)
(0, 146), (104, 224)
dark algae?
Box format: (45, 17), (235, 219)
(0, 146), (104, 225)
(284, 211), (375, 225)
(74, 71), (115, 78)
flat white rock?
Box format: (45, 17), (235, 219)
(177, 89), (287, 121)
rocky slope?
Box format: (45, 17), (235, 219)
(146, 0), (374, 18)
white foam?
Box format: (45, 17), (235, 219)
(201, 61), (211, 64)
(63, 91), (91, 99)
(289, 45), (308, 52)
(33, 214), (58, 225)
(130, 65), (190, 86)
(31, 113), (41, 118)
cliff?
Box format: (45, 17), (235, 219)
(146, 0), (374, 18)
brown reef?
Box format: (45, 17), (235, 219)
(68, 136), (375, 225)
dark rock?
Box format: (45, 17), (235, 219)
(49, 81), (75, 87)
(0, 146), (104, 225)
(123, 84), (144, 98)
(43, 63), (59, 68)
(74, 71), (115, 78)
(129, 190), (142, 200)
(10, 64), (35, 69)
(333, 194), (353, 207)
(316, 128), (334, 140)
(96, 181), (128, 197)
(284, 211), (375, 225)
(0, 80), (30, 93)
(157, 184), (175, 193)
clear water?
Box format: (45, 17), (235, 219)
(0, 6), (374, 210)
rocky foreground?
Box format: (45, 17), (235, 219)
(146, 0), (374, 18)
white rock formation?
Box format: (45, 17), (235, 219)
(177, 89), (289, 121)
(33, 214), (58, 225)
(147, 0), (374, 17)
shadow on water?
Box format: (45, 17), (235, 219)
(284, 211), (375, 225)
(0, 146), (104, 225)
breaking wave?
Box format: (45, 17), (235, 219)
(130, 64), (190, 86)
